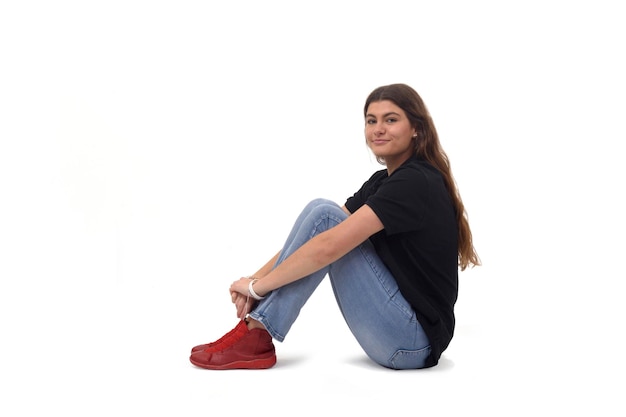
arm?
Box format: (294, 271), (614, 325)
(230, 204), (383, 298)
(252, 250), (280, 278)
(249, 205), (349, 280)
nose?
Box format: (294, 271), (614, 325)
(373, 121), (385, 136)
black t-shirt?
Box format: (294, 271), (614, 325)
(345, 156), (458, 368)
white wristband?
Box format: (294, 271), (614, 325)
(248, 278), (265, 300)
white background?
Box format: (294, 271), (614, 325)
(1, 0), (624, 415)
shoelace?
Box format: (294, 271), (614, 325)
(239, 293), (250, 321)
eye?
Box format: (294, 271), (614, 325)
(386, 117), (397, 123)
(366, 119), (376, 125)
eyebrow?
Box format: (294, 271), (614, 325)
(365, 111), (401, 118)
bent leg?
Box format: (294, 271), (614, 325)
(329, 239), (431, 369)
(248, 198), (431, 369)
(248, 199), (346, 341)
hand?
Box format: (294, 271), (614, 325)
(231, 291), (256, 320)
(230, 277), (255, 319)
(229, 277), (251, 296)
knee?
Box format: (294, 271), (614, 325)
(304, 198), (337, 211)
(302, 199), (346, 223)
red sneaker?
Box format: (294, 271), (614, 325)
(190, 320), (248, 353)
(189, 327), (276, 370)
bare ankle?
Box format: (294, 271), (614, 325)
(246, 317), (265, 331)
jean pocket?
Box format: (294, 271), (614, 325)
(389, 346), (432, 370)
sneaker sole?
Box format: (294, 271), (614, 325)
(189, 355), (276, 370)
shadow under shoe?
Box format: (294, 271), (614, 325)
(191, 320), (248, 354)
(189, 327), (276, 370)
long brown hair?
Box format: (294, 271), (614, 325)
(364, 83), (480, 270)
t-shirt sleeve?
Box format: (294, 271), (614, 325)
(344, 170), (385, 214)
(365, 166), (429, 235)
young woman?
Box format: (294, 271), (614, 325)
(189, 83), (480, 370)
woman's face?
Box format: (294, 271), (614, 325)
(365, 100), (416, 169)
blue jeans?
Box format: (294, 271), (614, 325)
(249, 199), (431, 369)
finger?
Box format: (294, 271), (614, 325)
(237, 302), (247, 319)
(234, 296), (244, 314)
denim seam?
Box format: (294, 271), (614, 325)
(310, 212), (343, 239)
(358, 244), (414, 319)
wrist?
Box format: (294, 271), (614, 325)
(247, 277), (266, 301)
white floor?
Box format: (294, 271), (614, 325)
(2, 260), (623, 416)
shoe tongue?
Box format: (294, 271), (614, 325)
(236, 321), (249, 334)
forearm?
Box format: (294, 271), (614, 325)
(251, 232), (341, 297)
(251, 251), (280, 278)
(250, 207), (350, 281)
(241, 205), (380, 299)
